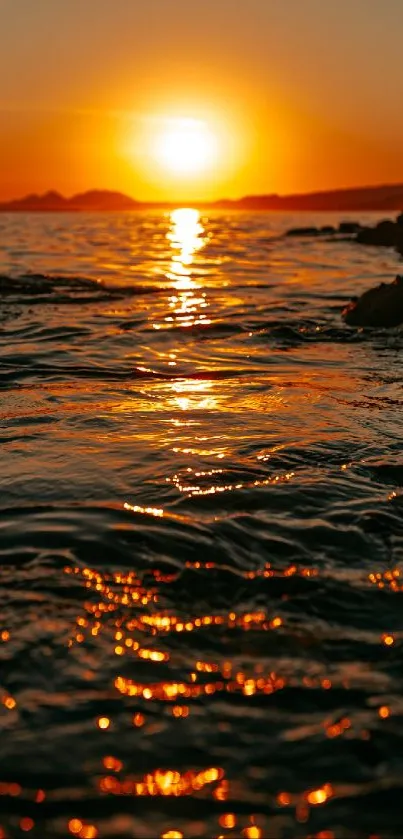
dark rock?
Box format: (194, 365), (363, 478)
(286, 222), (360, 238)
(356, 219), (403, 247)
(376, 219), (400, 244)
(356, 220), (399, 248)
(285, 226), (321, 237)
(355, 226), (373, 244)
(342, 275), (403, 327)
(285, 212), (403, 250)
(338, 221), (362, 234)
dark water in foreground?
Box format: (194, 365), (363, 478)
(0, 210), (402, 839)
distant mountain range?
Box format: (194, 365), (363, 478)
(1, 184), (403, 212)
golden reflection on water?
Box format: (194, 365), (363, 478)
(1, 225), (400, 839)
(1, 543), (399, 837)
(57, 559), (355, 839)
(153, 208), (211, 331)
(1, 542), (397, 839)
(169, 378), (218, 413)
(167, 208), (205, 271)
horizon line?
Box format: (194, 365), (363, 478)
(2, 180), (403, 205)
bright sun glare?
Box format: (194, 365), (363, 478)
(154, 118), (217, 176)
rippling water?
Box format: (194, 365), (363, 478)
(1, 209), (402, 839)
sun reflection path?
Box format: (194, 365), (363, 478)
(153, 208), (211, 331)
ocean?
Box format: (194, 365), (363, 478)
(0, 208), (402, 839)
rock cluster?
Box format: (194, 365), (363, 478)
(285, 217), (403, 325)
(342, 276), (403, 327)
(286, 222), (362, 237)
(286, 213), (403, 256)
(356, 214), (403, 252)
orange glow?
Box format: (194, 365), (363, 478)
(97, 717), (110, 730)
(3, 0), (403, 204)
(325, 717), (351, 738)
(121, 104), (242, 201)
(369, 568), (402, 592)
(152, 209), (212, 335)
(306, 784), (333, 805)
(243, 827), (262, 839)
(103, 756), (123, 772)
(382, 634), (395, 646)
(271, 617), (282, 628)
(307, 789), (327, 805)
(115, 668), (286, 702)
(2, 783), (21, 797)
(99, 767), (224, 798)
(79, 828), (98, 839)
(172, 705), (189, 718)
(124, 502), (164, 518)
(219, 813), (236, 829)
(153, 118), (217, 176)
(378, 705), (390, 719)
(161, 832), (183, 839)
(214, 780), (229, 802)
(56, 558), (360, 839)
(20, 819), (34, 833)
(69, 820), (83, 835)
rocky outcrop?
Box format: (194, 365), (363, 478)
(286, 221), (362, 238)
(285, 213), (403, 258)
(356, 218), (403, 248)
(342, 276), (403, 327)
(286, 226), (323, 237)
(338, 222), (362, 235)
(285, 216), (403, 326)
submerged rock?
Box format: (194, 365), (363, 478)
(342, 275), (403, 327)
(285, 221), (363, 238)
(284, 213), (403, 252)
(284, 211), (403, 261)
(285, 226), (322, 237)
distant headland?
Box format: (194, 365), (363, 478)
(1, 184), (403, 212)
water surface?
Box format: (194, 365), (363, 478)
(1, 209), (402, 839)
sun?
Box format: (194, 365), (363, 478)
(153, 118), (217, 176)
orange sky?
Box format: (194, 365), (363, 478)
(1, 0), (403, 201)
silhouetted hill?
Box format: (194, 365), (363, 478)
(0, 190), (139, 212)
(1, 190), (69, 211)
(1, 184), (403, 212)
(214, 184), (403, 211)
(69, 190), (139, 210)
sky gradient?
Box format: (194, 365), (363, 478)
(1, 0), (403, 200)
